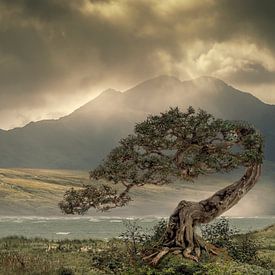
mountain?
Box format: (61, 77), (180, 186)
(0, 75), (275, 169)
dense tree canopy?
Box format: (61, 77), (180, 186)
(59, 107), (263, 214)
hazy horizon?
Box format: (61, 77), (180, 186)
(0, 75), (261, 130)
(1, 74), (274, 131)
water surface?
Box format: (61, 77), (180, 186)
(0, 216), (274, 240)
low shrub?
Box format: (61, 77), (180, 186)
(201, 217), (272, 269)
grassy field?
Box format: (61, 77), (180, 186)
(0, 167), (228, 217)
(0, 168), (189, 216)
(253, 224), (275, 266)
(0, 166), (274, 217)
(0, 168), (90, 216)
(0, 224), (274, 274)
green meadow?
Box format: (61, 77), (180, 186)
(0, 224), (274, 274)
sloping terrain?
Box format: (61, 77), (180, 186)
(0, 162), (274, 216)
(0, 76), (275, 169)
(252, 224), (275, 265)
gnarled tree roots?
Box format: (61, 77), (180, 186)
(143, 165), (261, 266)
(143, 201), (217, 266)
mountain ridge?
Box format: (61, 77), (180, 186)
(0, 75), (274, 169)
(1, 75), (272, 132)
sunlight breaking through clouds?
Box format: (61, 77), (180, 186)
(0, 0), (274, 129)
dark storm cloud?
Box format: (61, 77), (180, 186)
(215, 0), (275, 49)
(228, 63), (275, 85)
(0, 0), (275, 128)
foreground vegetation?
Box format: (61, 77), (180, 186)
(0, 219), (274, 275)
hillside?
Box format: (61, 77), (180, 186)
(0, 76), (275, 169)
(0, 162), (274, 216)
(252, 224), (275, 265)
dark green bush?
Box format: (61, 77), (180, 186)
(201, 217), (272, 269)
(91, 240), (129, 274)
(119, 219), (147, 265)
(143, 219), (167, 247)
(57, 266), (75, 275)
(201, 217), (238, 248)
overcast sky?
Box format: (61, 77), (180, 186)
(0, 0), (275, 129)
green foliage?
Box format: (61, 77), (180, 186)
(143, 219), (168, 248)
(57, 267), (75, 275)
(92, 107), (263, 184)
(119, 220), (147, 265)
(90, 219), (169, 274)
(201, 217), (272, 269)
(0, 226), (274, 275)
(194, 260), (270, 275)
(59, 184), (130, 214)
(119, 219), (168, 264)
(60, 107), (264, 214)
(201, 217), (238, 248)
(91, 240), (129, 274)
(231, 234), (272, 269)
(0, 236), (103, 274)
(230, 233), (259, 263)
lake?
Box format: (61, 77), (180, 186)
(0, 216), (274, 240)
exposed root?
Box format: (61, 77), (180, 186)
(143, 243), (219, 266)
(143, 165), (261, 266)
(142, 251), (159, 261)
(149, 247), (170, 266)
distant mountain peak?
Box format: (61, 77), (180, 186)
(195, 75), (222, 81)
(143, 74), (226, 85)
(100, 88), (121, 96)
(190, 75), (228, 87)
(143, 74), (183, 85)
(1, 75), (275, 169)
(152, 74), (182, 82)
(127, 75), (229, 96)
(70, 88), (122, 117)
(125, 74), (182, 95)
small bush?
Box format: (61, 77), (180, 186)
(91, 240), (129, 274)
(143, 219), (167, 247)
(201, 217), (272, 269)
(201, 217), (238, 248)
(119, 219), (147, 265)
(57, 266), (75, 275)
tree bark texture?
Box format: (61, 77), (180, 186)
(147, 164), (261, 265)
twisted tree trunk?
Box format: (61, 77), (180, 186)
(147, 164), (261, 265)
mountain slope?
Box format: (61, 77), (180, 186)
(0, 75), (275, 169)
(0, 162), (274, 216)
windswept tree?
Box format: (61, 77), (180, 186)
(59, 107), (263, 264)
